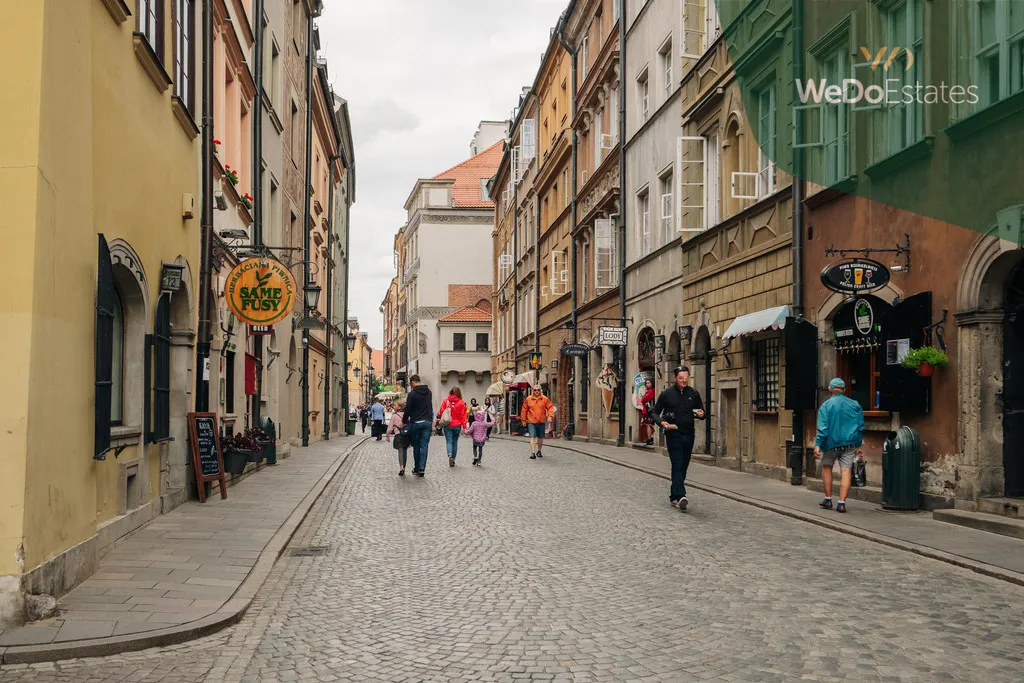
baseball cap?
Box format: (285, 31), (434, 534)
(829, 378), (846, 390)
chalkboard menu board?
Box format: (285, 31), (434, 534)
(187, 413), (227, 502)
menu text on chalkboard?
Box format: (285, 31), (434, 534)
(187, 413), (227, 503)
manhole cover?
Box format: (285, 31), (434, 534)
(289, 545), (330, 557)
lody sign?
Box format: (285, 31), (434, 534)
(597, 326), (628, 346)
(820, 258), (890, 294)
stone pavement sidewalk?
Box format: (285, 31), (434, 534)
(0, 436), (368, 664)
(501, 435), (1024, 584)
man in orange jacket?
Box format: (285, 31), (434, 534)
(520, 384), (555, 460)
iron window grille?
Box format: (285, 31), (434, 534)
(754, 337), (780, 412)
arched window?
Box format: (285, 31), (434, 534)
(638, 328), (656, 370)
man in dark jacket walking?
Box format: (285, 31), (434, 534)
(653, 366), (705, 511)
(402, 375), (434, 477)
(359, 405), (369, 433)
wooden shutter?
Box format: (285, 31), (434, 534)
(879, 292), (932, 413)
(94, 234), (115, 460)
(150, 294), (172, 442)
(784, 317), (818, 410)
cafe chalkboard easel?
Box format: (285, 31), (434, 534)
(187, 412), (228, 503)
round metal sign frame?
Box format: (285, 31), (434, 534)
(820, 258), (890, 294)
(224, 257), (297, 326)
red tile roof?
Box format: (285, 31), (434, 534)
(433, 141), (503, 208)
(439, 307), (492, 323)
(448, 284), (493, 309)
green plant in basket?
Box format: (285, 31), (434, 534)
(900, 346), (949, 374)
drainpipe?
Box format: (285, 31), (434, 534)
(790, 0), (806, 485)
(195, 0), (216, 413)
(324, 156), (337, 441)
(341, 173), (352, 435)
(535, 199), (542, 362)
(301, 4), (317, 447)
(251, 0), (265, 431)
(616, 1), (627, 448)
(557, 10), (578, 434)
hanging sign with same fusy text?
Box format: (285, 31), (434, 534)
(224, 258), (297, 326)
(820, 258), (890, 294)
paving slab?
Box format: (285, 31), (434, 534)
(0, 436), (368, 662)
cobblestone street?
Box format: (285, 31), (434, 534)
(1, 438), (1022, 682)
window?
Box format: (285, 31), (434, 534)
(821, 45), (850, 186)
(476, 333), (489, 352)
(111, 286), (125, 425)
(595, 217), (618, 291)
(480, 178), (491, 202)
(138, 0), (165, 58)
(173, 0), (195, 111)
(972, 0), (1024, 107)
(453, 333), (466, 351)
(498, 253), (513, 282)
(267, 37), (282, 111)
(609, 86), (619, 140)
(757, 84), (777, 198)
(637, 69), (650, 120)
(563, 168), (570, 208)
(580, 237), (590, 303)
(225, 351), (236, 414)
(151, 295), (171, 442)
(290, 100), (300, 161)
(293, 0), (305, 52)
(679, 133), (717, 232)
(522, 119), (536, 162)
(593, 108), (603, 166)
(613, 0), (620, 23)
(883, 0), (924, 151)
(660, 171), (674, 244)
(581, 35), (589, 81)
(682, 0), (720, 58)
(660, 39), (674, 97)
(550, 249), (568, 295)
(638, 189), (651, 256)
(580, 354), (590, 413)
(753, 337), (780, 412)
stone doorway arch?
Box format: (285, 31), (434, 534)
(691, 325), (713, 454)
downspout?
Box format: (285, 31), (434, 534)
(251, 0), (265, 431)
(341, 171), (352, 435)
(324, 157), (336, 440)
(557, 12), (578, 435)
(790, 0), (806, 485)
(195, 0), (215, 412)
(301, 5), (317, 447)
(616, 1), (627, 448)
(535, 199), (542, 361)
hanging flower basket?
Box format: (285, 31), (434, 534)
(900, 346), (949, 377)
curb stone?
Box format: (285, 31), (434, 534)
(497, 436), (1024, 589)
(0, 437), (370, 666)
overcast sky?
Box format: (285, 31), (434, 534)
(317, 0), (566, 349)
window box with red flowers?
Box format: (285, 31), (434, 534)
(214, 139), (222, 158)
(240, 193), (253, 211)
(224, 165), (239, 186)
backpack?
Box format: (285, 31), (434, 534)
(439, 398), (453, 427)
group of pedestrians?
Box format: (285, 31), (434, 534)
(370, 369), (865, 518)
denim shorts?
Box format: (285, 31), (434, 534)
(821, 446), (856, 470)
(526, 422), (546, 438)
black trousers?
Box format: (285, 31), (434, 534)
(665, 432), (695, 501)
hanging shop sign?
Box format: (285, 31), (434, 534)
(249, 325), (272, 336)
(820, 258), (890, 294)
(529, 352), (543, 370)
(501, 368), (516, 384)
(597, 326), (628, 346)
(224, 258), (297, 326)
(560, 343), (591, 357)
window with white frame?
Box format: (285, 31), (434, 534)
(757, 83), (777, 198)
(581, 35), (589, 82)
(595, 218), (619, 291)
(522, 119), (537, 163)
(550, 250), (568, 295)
(821, 45), (850, 186)
(660, 38), (674, 97)
(580, 236), (590, 303)
(593, 108), (603, 167)
(638, 189), (651, 256)
(138, 0), (165, 58)
(609, 86), (619, 143)
(682, 0), (720, 59)
(659, 170), (674, 245)
(563, 168), (570, 208)
(173, 0), (195, 111)
(637, 69), (650, 120)
(677, 132), (718, 233)
(974, 0), (1024, 108)
(883, 0), (924, 151)
(498, 253), (513, 282)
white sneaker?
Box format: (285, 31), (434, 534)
(678, 496), (688, 511)
(670, 499), (679, 508)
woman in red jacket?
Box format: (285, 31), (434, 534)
(437, 387), (468, 467)
(639, 378), (656, 446)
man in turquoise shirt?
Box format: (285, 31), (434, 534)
(815, 378), (865, 513)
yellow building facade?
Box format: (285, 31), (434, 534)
(0, 0), (199, 625)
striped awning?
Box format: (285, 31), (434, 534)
(722, 305), (791, 340)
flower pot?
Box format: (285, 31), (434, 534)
(258, 440), (276, 465)
(223, 449), (251, 475)
(917, 361), (935, 377)
(247, 448), (261, 463)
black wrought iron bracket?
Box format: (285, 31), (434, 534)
(924, 309), (948, 352)
(825, 233), (911, 273)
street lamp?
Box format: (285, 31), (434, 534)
(304, 281), (321, 312)
(346, 334), (357, 351)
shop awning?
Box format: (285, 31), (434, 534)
(485, 381), (506, 396)
(722, 305), (791, 340)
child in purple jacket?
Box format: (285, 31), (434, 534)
(463, 410), (495, 466)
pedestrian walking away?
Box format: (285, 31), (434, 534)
(370, 398), (386, 440)
(464, 407), (495, 466)
(815, 377), (865, 513)
(403, 375), (434, 476)
(521, 384), (555, 459)
(437, 387), (468, 467)
(385, 401), (409, 476)
(359, 405), (369, 433)
(652, 366), (705, 511)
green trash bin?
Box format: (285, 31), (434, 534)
(347, 418), (357, 436)
(882, 426), (921, 510)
